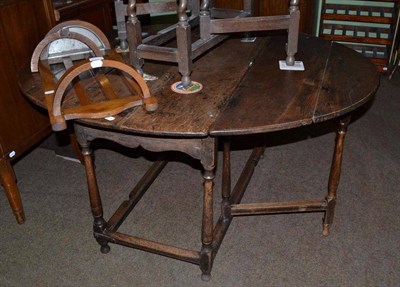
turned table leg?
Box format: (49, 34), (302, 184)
(0, 158), (25, 224)
(126, 0), (144, 75)
(198, 137), (217, 281)
(286, 0), (300, 65)
(323, 116), (351, 236)
(221, 139), (231, 220)
(200, 166), (215, 281)
(177, 0), (192, 88)
(80, 141), (109, 253)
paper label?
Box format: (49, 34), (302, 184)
(89, 57), (104, 68)
(279, 60), (305, 71)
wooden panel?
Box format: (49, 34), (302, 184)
(56, 0), (115, 36)
(214, 0), (244, 11)
(0, 0), (53, 158)
(214, 0), (316, 34)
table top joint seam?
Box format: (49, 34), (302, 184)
(312, 41), (334, 123)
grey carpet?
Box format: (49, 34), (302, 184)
(1, 73), (399, 286)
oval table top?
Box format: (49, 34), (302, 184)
(19, 33), (380, 138)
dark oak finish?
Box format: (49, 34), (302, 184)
(20, 34), (379, 278)
(210, 36), (379, 135)
(0, 0), (55, 223)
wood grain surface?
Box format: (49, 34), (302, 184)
(210, 34), (379, 135)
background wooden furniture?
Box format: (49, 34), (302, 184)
(214, 0), (316, 34)
(0, 0), (55, 223)
(318, 0), (400, 73)
(115, 0), (300, 89)
(53, 0), (115, 37)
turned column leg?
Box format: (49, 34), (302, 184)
(0, 158), (25, 224)
(200, 166), (215, 281)
(221, 139), (231, 220)
(200, 0), (211, 41)
(286, 0), (300, 66)
(126, 0), (144, 75)
(323, 116), (351, 236)
(80, 141), (110, 253)
(115, 0), (129, 50)
(177, 0), (193, 88)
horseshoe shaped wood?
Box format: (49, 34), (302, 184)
(31, 20), (157, 132)
(31, 20), (110, 73)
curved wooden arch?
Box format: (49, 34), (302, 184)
(46, 20), (111, 50)
(30, 31), (103, 72)
(50, 58), (157, 131)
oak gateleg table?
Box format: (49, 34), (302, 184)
(19, 33), (379, 280)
